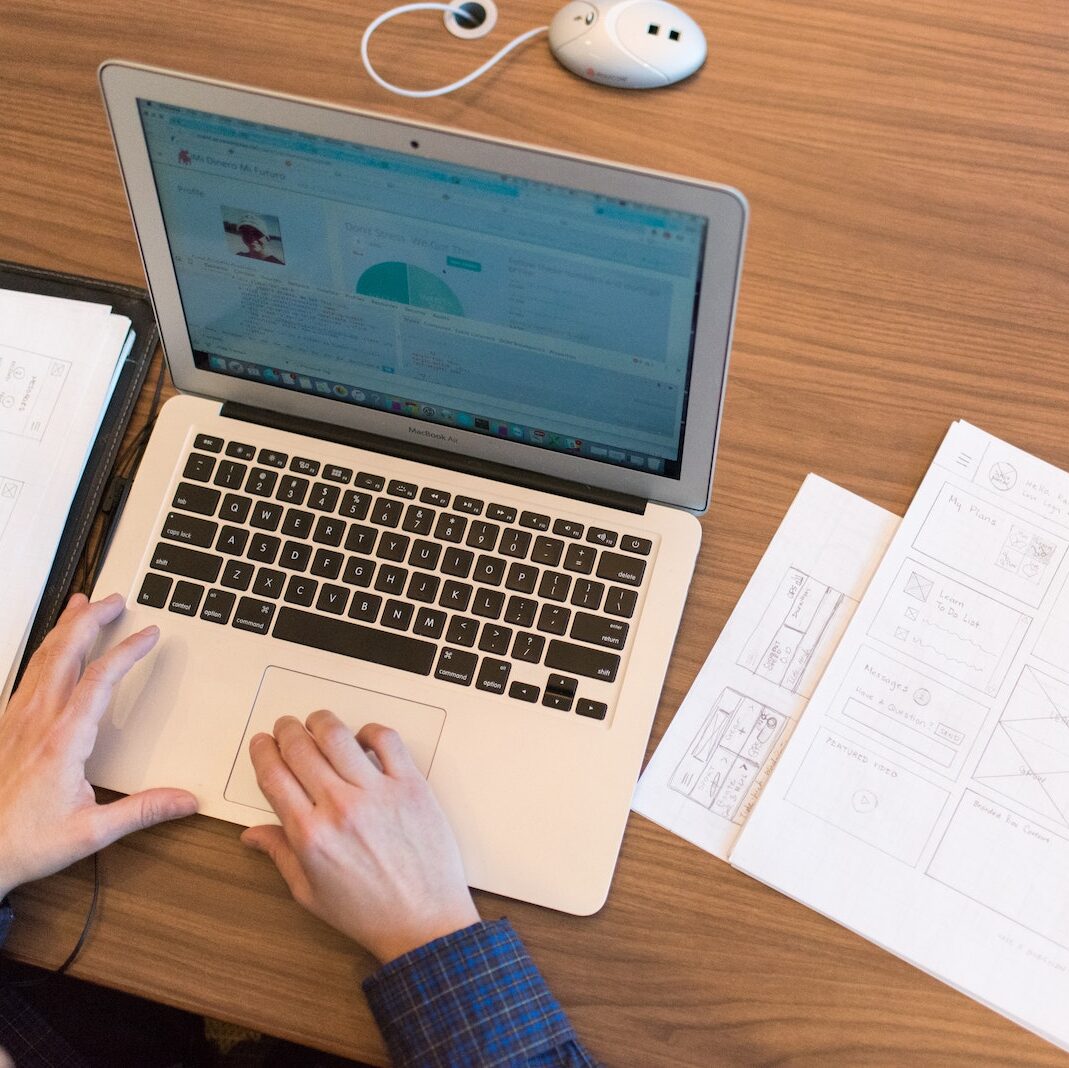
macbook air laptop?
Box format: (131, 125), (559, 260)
(89, 61), (747, 915)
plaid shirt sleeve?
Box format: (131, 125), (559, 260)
(362, 918), (601, 1067)
(0, 899), (11, 950)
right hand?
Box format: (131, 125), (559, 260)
(241, 712), (479, 964)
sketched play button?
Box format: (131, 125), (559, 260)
(852, 789), (878, 814)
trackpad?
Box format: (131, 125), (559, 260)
(225, 666), (447, 814)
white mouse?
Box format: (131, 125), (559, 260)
(548, 0), (706, 89)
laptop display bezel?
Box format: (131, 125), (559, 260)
(99, 61), (747, 513)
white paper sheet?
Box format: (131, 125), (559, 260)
(632, 475), (899, 858)
(0, 289), (131, 697)
(732, 422), (1069, 1052)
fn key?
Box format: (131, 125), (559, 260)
(137, 572), (172, 608)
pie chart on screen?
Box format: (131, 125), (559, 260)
(356, 261), (464, 316)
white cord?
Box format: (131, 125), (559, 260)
(361, 2), (549, 98)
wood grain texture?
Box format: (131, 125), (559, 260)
(1, 0), (1067, 1061)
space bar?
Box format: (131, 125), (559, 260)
(273, 608), (437, 675)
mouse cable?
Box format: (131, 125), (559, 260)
(361, 2), (548, 98)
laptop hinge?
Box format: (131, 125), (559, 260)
(220, 402), (648, 514)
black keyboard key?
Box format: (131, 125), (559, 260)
(173, 482), (220, 516)
(280, 541), (312, 571)
(233, 596), (277, 634)
(596, 552), (646, 586)
(324, 464), (353, 484)
(316, 583), (349, 615)
(311, 548), (344, 579)
(226, 441), (256, 460)
(520, 510), (550, 531)
(546, 673), (578, 697)
(348, 593), (382, 623)
(504, 596), (537, 627)
(250, 501), (283, 531)
(345, 524), (378, 554)
(420, 487), (451, 507)
(376, 532), (410, 562)
(499, 529), (532, 558)
(248, 533), (280, 564)
(403, 505), (436, 536)
(213, 460), (248, 490)
(538, 571), (571, 602)
(257, 449), (287, 468)
(308, 483), (341, 512)
(509, 682), (539, 703)
(277, 475), (309, 506)
(442, 547), (474, 578)
(407, 573), (440, 603)
(620, 535), (653, 556)
(473, 555), (505, 587)
(435, 513), (467, 543)
(387, 479), (417, 499)
(545, 640), (621, 683)
(374, 564), (408, 595)
(200, 588), (236, 625)
(465, 521), (499, 551)
(505, 562), (538, 594)
(216, 525), (250, 556)
(476, 658), (511, 695)
(137, 572), (172, 608)
(275, 607), (436, 674)
(571, 612), (630, 650)
(542, 691), (573, 712)
(564, 544), (596, 575)
(381, 599), (414, 631)
(576, 698), (608, 721)
(605, 586), (638, 618)
(414, 607), (447, 639)
(478, 624), (512, 656)
(290, 456), (320, 476)
(284, 574), (319, 607)
(440, 580), (473, 613)
(553, 519), (584, 539)
(313, 516), (346, 547)
(409, 540), (442, 570)
(356, 472), (385, 491)
(194, 433), (223, 453)
(531, 536), (563, 566)
(183, 453), (215, 482)
(434, 647), (478, 685)
(487, 504), (516, 523)
(586, 527), (618, 548)
(168, 580), (204, 616)
(512, 632), (544, 663)
(246, 467), (278, 497)
(342, 557), (375, 587)
(221, 560), (254, 591)
(151, 542), (222, 583)
(453, 495), (483, 515)
(472, 589), (505, 619)
(220, 493), (252, 524)
(537, 604), (571, 635)
(571, 579), (605, 610)
(281, 508), (314, 539)
(371, 498), (403, 528)
(162, 511), (217, 548)
(339, 490), (371, 520)
(252, 568), (285, 599)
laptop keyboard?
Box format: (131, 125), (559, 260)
(135, 432), (655, 722)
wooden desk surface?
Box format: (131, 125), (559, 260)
(2, 0), (1067, 1062)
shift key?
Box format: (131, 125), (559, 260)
(150, 541), (223, 583)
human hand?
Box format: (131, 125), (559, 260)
(0, 593), (199, 901)
(241, 712), (479, 963)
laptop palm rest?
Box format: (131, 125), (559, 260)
(224, 666), (447, 814)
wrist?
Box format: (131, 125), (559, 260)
(372, 898), (481, 964)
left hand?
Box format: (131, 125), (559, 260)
(0, 592), (198, 900)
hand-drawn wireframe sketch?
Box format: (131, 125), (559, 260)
(829, 645), (986, 778)
(737, 567), (857, 698)
(989, 463), (1018, 492)
(0, 345), (71, 440)
(868, 559), (1031, 696)
(972, 666), (1069, 827)
(0, 476), (23, 539)
(912, 485), (1066, 608)
(669, 688), (788, 823)
(1034, 571), (1069, 675)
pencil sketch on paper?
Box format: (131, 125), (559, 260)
(669, 688), (788, 824)
(0, 345), (71, 441)
(1034, 572), (1069, 675)
(973, 666), (1069, 827)
(0, 476), (22, 540)
(737, 567), (857, 698)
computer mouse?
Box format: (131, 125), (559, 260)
(548, 0), (707, 89)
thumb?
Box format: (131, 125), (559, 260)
(241, 825), (309, 897)
(89, 788), (198, 849)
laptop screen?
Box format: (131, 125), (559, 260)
(136, 99), (708, 479)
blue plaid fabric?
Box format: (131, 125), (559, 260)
(363, 919), (600, 1067)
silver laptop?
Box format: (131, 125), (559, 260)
(89, 61), (747, 915)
